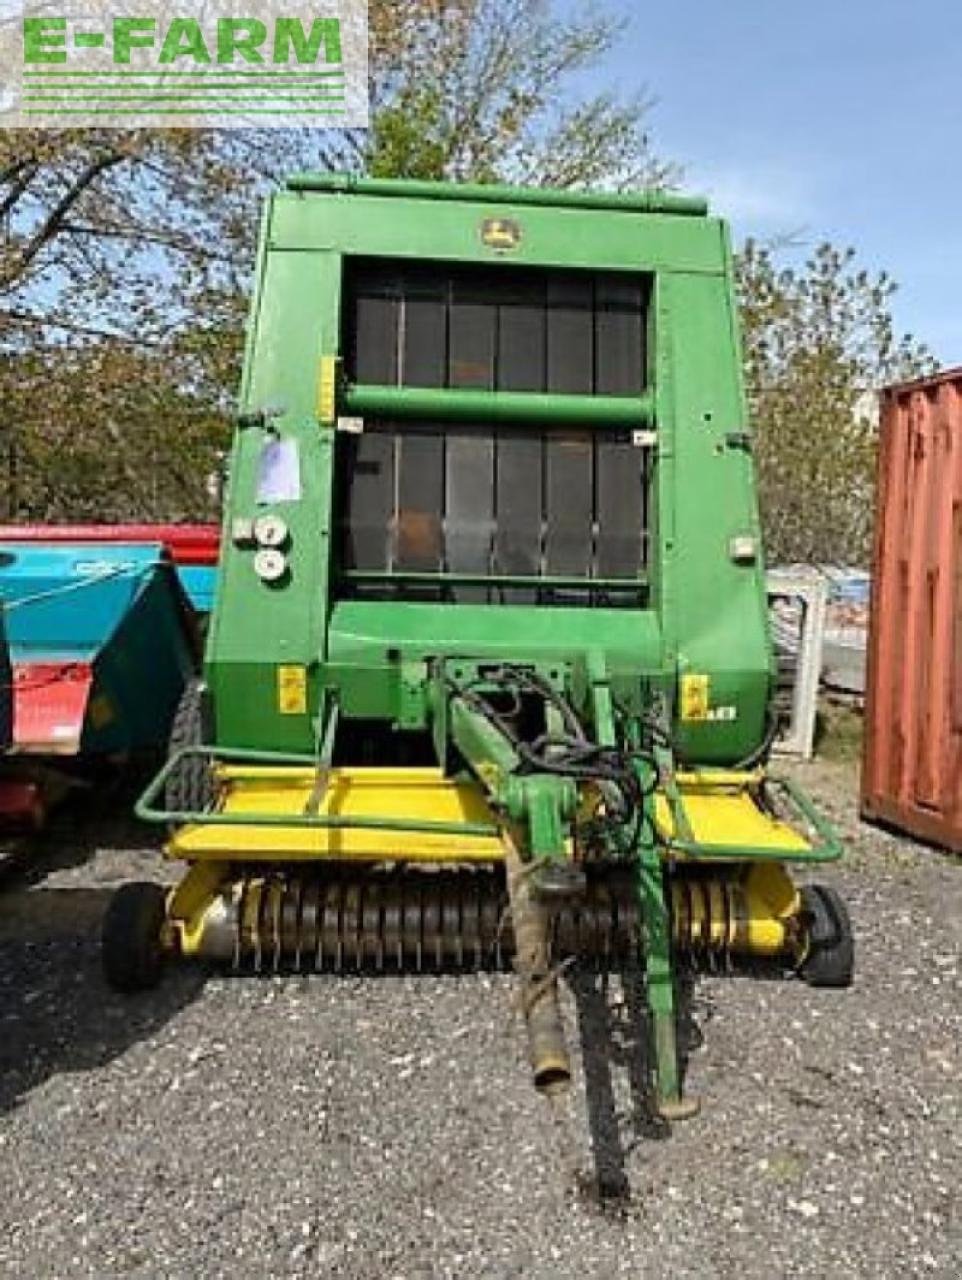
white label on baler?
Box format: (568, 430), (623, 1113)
(705, 705), (737, 722)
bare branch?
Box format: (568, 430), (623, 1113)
(2, 149), (128, 289)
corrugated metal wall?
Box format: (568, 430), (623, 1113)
(861, 367), (962, 849)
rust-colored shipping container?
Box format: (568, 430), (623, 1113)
(862, 367), (962, 848)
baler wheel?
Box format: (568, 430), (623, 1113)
(166, 680), (213, 815)
(102, 882), (167, 993)
(797, 884), (853, 989)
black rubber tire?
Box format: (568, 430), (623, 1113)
(102, 882), (167, 993)
(798, 884), (854, 988)
(165, 680), (213, 814)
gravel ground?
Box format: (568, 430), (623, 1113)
(0, 759), (959, 1279)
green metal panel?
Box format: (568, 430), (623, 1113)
(659, 268), (772, 760)
(271, 190), (727, 276)
(205, 241), (340, 750)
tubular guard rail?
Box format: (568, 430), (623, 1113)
(137, 747), (841, 863)
(659, 772), (843, 864)
(136, 746), (502, 839)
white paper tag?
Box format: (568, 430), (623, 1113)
(257, 438), (301, 504)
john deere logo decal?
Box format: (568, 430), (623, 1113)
(480, 218), (521, 251)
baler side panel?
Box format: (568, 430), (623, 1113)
(206, 243), (340, 752)
(660, 265), (772, 762)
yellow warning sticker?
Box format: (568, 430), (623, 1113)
(277, 664), (308, 715)
(680, 673), (710, 722)
(316, 355), (338, 425)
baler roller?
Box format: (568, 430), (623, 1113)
(188, 866), (638, 973)
(170, 864), (804, 975)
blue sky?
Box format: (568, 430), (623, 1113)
(599, 0), (961, 362)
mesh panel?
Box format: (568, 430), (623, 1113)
(338, 259), (652, 606)
(337, 425), (651, 606)
(345, 260), (649, 396)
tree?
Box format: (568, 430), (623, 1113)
(0, 108), (397, 518)
(737, 240), (937, 566)
(366, 0), (674, 189)
(0, 130), (344, 518)
(0, 1), (673, 521)
(0, 337), (228, 521)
